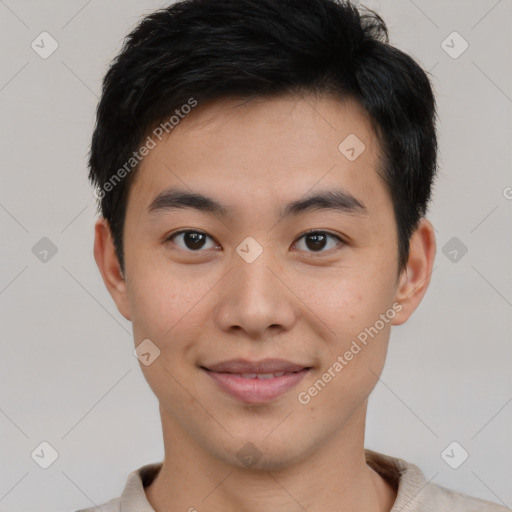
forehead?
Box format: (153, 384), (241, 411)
(128, 93), (389, 219)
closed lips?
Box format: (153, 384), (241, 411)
(201, 359), (311, 403)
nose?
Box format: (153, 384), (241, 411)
(213, 246), (297, 339)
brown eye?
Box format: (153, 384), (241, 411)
(294, 231), (344, 253)
(166, 230), (217, 251)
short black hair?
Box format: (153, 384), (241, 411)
(89, 0), (438, 276)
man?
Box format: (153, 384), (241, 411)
(77, 0), (507, 510)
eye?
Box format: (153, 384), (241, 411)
(293, 230), (345, 254)
(165, 229), (345, 254)
(166, 230), (218, 251)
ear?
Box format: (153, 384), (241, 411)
(391, 217), (436, 326)
(93, 217), (132, 321)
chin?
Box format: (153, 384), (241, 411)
(218, 435), (308, 473)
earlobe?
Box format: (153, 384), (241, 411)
(391, 218), (437, 326)
(93, 217), (132, 321)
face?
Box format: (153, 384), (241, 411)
(95, 93), (435, 470)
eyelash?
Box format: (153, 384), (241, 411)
(165, 229), (346, 255)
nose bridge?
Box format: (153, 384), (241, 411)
(235, 246), (278, 302)
(214, 240), (296, 336)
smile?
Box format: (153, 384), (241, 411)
(201, 359), (311, 404)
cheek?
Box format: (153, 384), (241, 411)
(127, 262), (219, 376)
(127, 269), (192, 356)
(301, 271), (393, 384)
(127, 268), (205, 408)
(302, 268), (392, 334)
(301, 317), (391, 419)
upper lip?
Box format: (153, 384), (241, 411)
(202, 358), (310, 374)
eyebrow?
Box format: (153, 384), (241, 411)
(147, 187), (368, 220)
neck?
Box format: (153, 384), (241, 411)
(145, 404), (397, 512)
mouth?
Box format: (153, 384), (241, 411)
(200, 358), (312, 404)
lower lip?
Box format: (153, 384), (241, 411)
(203, 369), (310, 404)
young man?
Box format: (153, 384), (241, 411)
(78, 0), (507, 510)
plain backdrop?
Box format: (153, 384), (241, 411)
(0, 1), (511, 511)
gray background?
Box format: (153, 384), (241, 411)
(0, 0), (511, 510)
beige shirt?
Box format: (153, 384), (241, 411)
(75, 449), (508, 511)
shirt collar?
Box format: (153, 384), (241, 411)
(119, 450), (427, 511)
(120, 462), (161, 512)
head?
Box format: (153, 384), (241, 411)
(92, 0), (437, 470)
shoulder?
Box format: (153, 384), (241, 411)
(364, 449), (508, 512)
(71, 462), (161, 512)
(423, 482), (509, 511)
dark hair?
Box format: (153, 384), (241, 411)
(89, 0), (438, 276)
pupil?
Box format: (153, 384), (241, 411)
(185, 232), (206, 250)
(306, 233), (326, 251)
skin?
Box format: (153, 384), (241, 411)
(94, 93), (436, 512)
